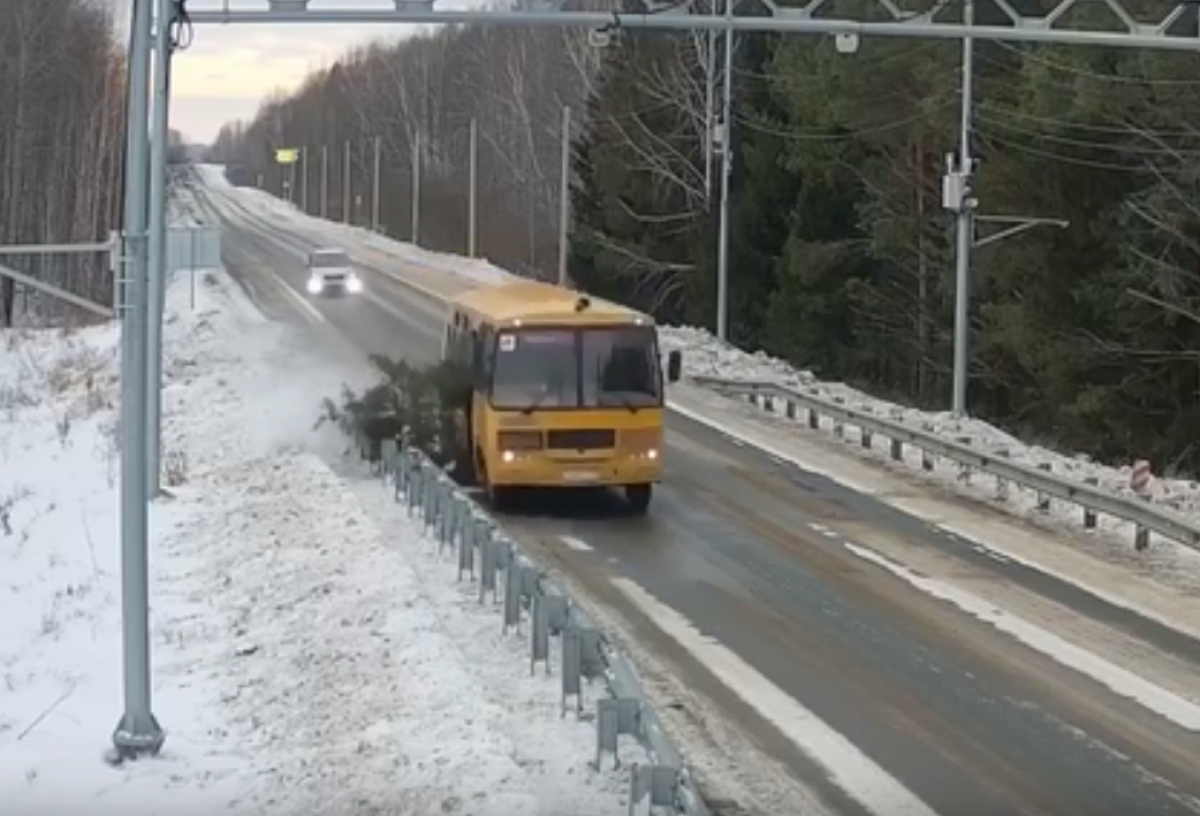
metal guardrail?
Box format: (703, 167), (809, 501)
(382, 437), (709, 816)
(691, 374), (1200, 553)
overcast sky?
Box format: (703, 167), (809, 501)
(111, 0), (437, 144)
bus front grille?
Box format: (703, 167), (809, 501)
(547, 429), (615, 451)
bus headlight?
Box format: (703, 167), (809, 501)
(498, 431), (542, 464)
(346, 275), (363, 293)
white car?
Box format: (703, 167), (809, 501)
(305, 248), (363, 296)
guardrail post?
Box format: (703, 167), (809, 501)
(808, 408), (819, 430)
(1135, 524), (1150, 551)
(832, 397), (845, 437)
(785, 399), (796, 419)
(459, 515), (482, 579)
(504, 556), (524, 633)
(921, 447), (934, 471)
(995, 449), (1010, 501)
(763, 395), (774, 412)
(955, 436), (972, 484)
(1083, 477), (1098, 528)
(861, 427), (872, 449)
(532, 593), (568, 676)
(562, 626), (584, 716)
(1035, 463), (1052, 512)
(595, 696), (642, 770)
(890, 437), (903, 462)
(629, 765), (682, 816)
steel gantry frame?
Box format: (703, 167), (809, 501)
(111, 0), (1200, 757)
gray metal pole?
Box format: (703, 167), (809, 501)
(704, 1), (716, 200)
(343, 139), (351, 224)
(951, 0), (974, 417)
(715, 0), (734, 341)
(320, 145), (328, 219)
(372, 136), (381, 232)
(468, 118), (478, 257)
(147, 0), (172, 500)
(412, 130), (421, 245)
(300, 147), (308, 214)
(557, 105), (571, 287)
(113, 0), (164, 759)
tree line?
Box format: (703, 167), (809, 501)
(0, 0), (128, 327)
(213, 1), (1200, 475)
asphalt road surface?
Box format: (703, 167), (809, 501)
(197, 179), (1200, 816)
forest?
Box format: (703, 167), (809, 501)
(0, 0), (129, 327)
(211, 0), (1200, 475)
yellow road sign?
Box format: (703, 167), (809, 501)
(275, 148), (299, 165)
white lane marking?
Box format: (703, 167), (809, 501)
(264, 266), (327, 325)
(610, 576), (940, 816)
(843, 541), (1200, 732)
(666, 396), (1200, 644)
(559, 535), (594, 552)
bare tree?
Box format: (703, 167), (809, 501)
(0, 0), (126, 327)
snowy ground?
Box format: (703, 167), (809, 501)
(1, 261), (644, 813)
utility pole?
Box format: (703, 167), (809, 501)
(320, 145), (328, 219)
(146, 0), (172, 500)
(468, 118), (478, 257)
(300, 147), (308, 214)
(558, 105), (571, 287)
(113, 0), (164, 759)
(704, 0), (716, 200)
(342, 139), (351, 224)
(412, 130), (421, 245)
(950, 0), (975, 417)
(371, 136), (381, 232)
(715, 0), (734, 341)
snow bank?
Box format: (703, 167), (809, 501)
(1, 262), (639, 813)
(194, 163), (514, 287)
(659, 326), (1200, 544)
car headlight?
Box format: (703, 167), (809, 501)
(306, 277), (323, 294)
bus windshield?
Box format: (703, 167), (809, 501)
(490, 325), (662, 411)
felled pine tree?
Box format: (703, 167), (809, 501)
(315, 354), (474, 479)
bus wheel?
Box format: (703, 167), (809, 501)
(479, 460), (510, 512)
(625, 484), (652, 514)
(486, 482), (512, 512)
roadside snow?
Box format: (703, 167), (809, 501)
(1, 262), (641, 814)
(194, 164), (513, 287)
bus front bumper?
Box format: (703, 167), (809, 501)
(488, 453), (662, 488)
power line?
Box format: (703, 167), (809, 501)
(978, 103), (1200, 138)
(980, 115), (1200, 157)
(991, 39), (1200, 87)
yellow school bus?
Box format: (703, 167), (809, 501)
(441, 279), (682, 513)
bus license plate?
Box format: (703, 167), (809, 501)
(563, 469), (599, 483)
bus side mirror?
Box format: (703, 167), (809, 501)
(666, 350), (682, 383)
